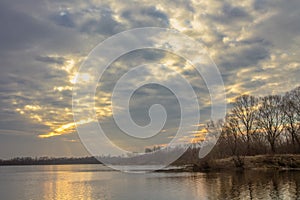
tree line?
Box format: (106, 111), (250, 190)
(0, 156), (101, 165)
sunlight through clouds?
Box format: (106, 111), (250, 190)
(0, 0), (300, 157)
(39, 118), (94, 138)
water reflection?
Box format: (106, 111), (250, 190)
(188, 171), (300, 199)
(42, 165), (93, 200)
(0, 165), (300, 199)
(142, 170), (300, 199)
(200, 170), (300, 199)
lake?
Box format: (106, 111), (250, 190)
(0, 165), (299, 199)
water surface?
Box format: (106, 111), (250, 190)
(0, 165), (299, 199)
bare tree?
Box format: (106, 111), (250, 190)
(282, 88), (300, 152)
(222, 114), (241, 156)
(198, 120), (224, 159)
(217, 114), (245, 167)
(193, 87), (300, 162)
(256, 95), (285, 153)
(231, 95), (259, 155)
(290, 87), (300, 115)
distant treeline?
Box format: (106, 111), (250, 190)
(0, 156), (101, 165)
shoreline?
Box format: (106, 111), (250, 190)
(156, 154), (300, 173)
(1, 154), (300, 173)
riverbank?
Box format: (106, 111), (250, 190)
(2, 154), (300, 172)
(0, 157), (101, 165)
(157, 154), (300, 172)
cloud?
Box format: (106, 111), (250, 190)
(0, 1), (50, 53)
(254, 0), (300, 49)
(0, 0), (300, 157)
(208, 3), (251, 24)
(50, 11), (76, 28)
(120, 6), (169, 27)
(80, 7), (124, 35)
(0, 1), (83, 56)
(35, 55), (66, 65)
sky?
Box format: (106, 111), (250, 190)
(0, 0), (300, 159)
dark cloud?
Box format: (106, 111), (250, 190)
(141, 6), (169, 23)
(50, 11), (76, 28)
(35, 55), (66, 65)
(217, 44), (269, 71)
(80, 10), (124, 35)
(0, 2), (50, 52)
(254, 0), (300, 49)
(121, 6), (169, 27)
(222, 4), (249, 19)
(253, 0), (269, 11)
(0, 1), (84, 57)
(207, 3), (250, 24)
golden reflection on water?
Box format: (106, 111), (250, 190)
(40, 166), (300, 200)
(2, 165), (299, 199)
(42, 165), (93, 200)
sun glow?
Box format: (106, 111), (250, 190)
(71, 72), (93, 84)
(38, 118), (94, 138)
